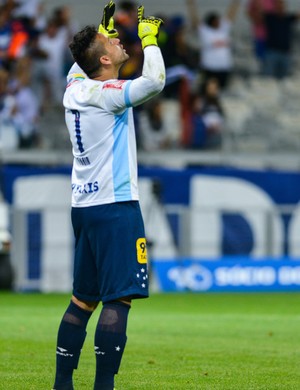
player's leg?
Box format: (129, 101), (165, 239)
(93, 298), (131, 390)
(53, 297), (98, 390)
(53, 206), (101, 390)
(92, 201), (149, 390)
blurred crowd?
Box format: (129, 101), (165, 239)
(0, 0), (77, 149)
(0, 0), (299, 152)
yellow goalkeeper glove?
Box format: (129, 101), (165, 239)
(137, 5), (163, 49)
(98, 0), (119, 38)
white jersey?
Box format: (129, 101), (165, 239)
(63, 45), (165, 207)
(199, 19), (233, 71)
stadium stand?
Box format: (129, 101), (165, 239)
(1, 0), (300, 169)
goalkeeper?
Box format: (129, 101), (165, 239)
(52, 2), (165, 390)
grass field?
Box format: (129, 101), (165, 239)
(1, 291), (300, 390)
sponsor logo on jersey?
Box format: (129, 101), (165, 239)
(103, 80), (126, 90)
(72, 181), (99, 194)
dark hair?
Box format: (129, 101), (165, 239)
(204, 12), (220, 28)
(119, 1), (136, 12)
(69, 25), (106, 78)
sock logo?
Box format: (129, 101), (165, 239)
(56, 347), (74, 357)
(94, 346), (105, 355)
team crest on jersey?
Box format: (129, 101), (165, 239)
(103, 80), (126, 90)
(136, 238), (148, 264)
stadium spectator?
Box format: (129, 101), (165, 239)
(0, 67), (18, 149)
(52, 5), (79, 76)
(11, 0), (46, 33)
(162, 15), (198, 71)
(31, 17), (68, 111)
(185, 92), (207, 148)
(262, 0), (300, 79)
(0, 3), (29, 70)
(7, 15), (28, 63)
(0, 4), (13, 70)
(9, 56), (40, 148)
(160, 14), (199, 99)
(246, 0), (275, 65)
(187, 78), (224, 149)
(199, 77), (224, 148)
(139, 97), (176, 151)
(186, 0), (241, 90)
(114, 0), (142, 79)
(12, 0), (43, 21)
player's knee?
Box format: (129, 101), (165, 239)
(72, 295), (99, 311)
(115, 297), (132, 307)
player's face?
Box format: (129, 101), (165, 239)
(98, 33), (129, 66)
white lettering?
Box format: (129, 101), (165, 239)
(278, 266), (300, 285)
(215, 266), (276, 286)
(72, 181), (99, 194)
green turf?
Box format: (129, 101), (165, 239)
(1, 291), (300, 389)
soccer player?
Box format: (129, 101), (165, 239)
(52, 2), (165, 389)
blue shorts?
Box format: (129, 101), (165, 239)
(71, 201), (149, 303)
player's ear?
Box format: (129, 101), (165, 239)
(100, 55), (111, 65)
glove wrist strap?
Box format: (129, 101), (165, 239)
(98, 25), (118, 38)
(142, 35), (158, 49)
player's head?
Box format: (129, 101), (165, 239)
(204, 12), (220, 29)
(69, 25), (129, 78)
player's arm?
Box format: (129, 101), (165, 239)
(88, 6), (165, 112)
(226, 0), (241, 22)
(120, 6), (166, 107)
(186, 0), (200, 30)
(127, 46), (165, 107)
